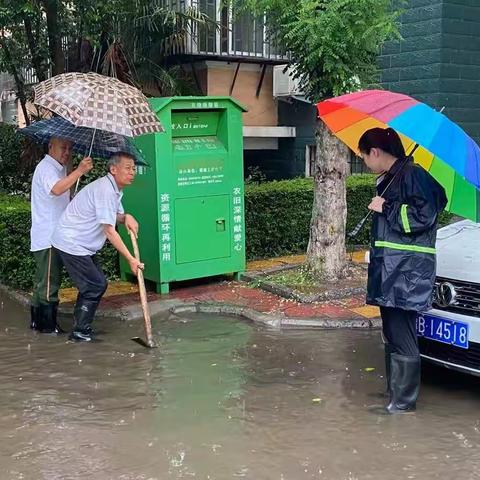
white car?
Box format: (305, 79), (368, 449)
(417, 219), (480, 376)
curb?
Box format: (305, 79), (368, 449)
(0, 282), (381, 330)
(0, 282), (31, 308)
(169, 302), (381, 330)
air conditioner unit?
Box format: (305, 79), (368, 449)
(273, 65), (305, 97)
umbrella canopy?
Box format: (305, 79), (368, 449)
(317, 90), (480, 222)
(19, 116), (147, 165)
(33, 72), (163, 137)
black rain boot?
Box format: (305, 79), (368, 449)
(33, 304), (50, 332)
(51, 302), (66, 334)
(384, 343), (394, 397)
(386, 353), (421, 414)
(30, 305), (40, 330)
(36, 303), (64, 334)
(69, 300), (100, 342)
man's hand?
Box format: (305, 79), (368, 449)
(125, 214), (139, 238)
(368, 196), (386, 213)
(77, 157), (94, 175)
(128, 257), (144, 276)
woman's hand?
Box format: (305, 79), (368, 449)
(368, 196), (386, 213)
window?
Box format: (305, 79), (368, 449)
(198, 0), (217, 53)
(305, 144), (316, 177)
(305, 145), (370, 177)
(0, 99), (17, 125)
(230, 8), (264, 56)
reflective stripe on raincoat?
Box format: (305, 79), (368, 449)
(367, 158), (448, 312)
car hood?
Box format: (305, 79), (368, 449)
(436, 220), (480, 283)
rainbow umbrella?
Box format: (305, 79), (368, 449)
(317, 89), (480, 222)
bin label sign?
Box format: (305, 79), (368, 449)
(172, 122), (209, 131)
(190, 101), (219, 109)
(160, 193), (172, 262)
(177, 164), (225, 188)
(232, 186), (243, 252)
(173, 137), (223, 152)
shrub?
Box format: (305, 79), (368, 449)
(245, 175), (378, 259)
(0, 193), (118, 291)
(0, 194), (35, 290)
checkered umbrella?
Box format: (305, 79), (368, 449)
(20, 116), (148, 165)
(33, 72), (163, 137)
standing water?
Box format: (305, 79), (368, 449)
(1, 293), (480, 479)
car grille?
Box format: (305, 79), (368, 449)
(419, 337), (480, 371)
(433, 277), (480, 318)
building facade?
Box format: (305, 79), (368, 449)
(379, 0), (480, 144)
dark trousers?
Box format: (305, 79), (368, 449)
(32, 248), (63, 306)
(55, 248), (108, 308)
(380, 306), (419, 357)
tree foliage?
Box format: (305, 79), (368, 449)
(241, 0), (401, 100)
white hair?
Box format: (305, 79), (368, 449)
(107, 152), (135, 172)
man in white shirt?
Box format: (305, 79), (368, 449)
(52, 152), (142, 342)
(30, 137), (93, 334)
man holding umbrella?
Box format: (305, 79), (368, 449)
(30, 137), (93, 333)
(28, 71), (163, 342)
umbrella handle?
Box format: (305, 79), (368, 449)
(73, 129), (96, 197)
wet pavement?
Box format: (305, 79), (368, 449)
(1, 293), (480, 480)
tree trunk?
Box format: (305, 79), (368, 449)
(306, 120), (349, 280)
(42, 0), (64, 75)
(0, 36), (30, 126)
(23, 14), (47, 82)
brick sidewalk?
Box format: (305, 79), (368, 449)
(58, 252), (380, 323)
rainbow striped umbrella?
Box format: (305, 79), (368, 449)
(317, 89), (480, 222)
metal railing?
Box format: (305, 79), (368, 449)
(156, 0), (288, 61)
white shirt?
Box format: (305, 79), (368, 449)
(52, 174), (124, 256)
(30, 154), (70, 252)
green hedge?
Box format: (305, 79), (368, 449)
(0, 193), (118, 291)
(0, 176), (452, 291)
(245, 175), (377, 259)
(0, 194), (36, 291)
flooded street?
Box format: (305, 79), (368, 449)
(1, 293), (480, 480)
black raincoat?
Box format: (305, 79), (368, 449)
(367, 157), (448, 312)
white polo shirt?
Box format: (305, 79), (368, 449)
(52, 174), (124, 256)
(30, 154), (70, 252)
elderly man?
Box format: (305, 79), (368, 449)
(52, 152), (142, 342)
(30, 137), (93, 333)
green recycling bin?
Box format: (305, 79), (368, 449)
(119, 96), (247, 294)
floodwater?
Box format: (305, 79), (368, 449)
(1, 294), (480, 480)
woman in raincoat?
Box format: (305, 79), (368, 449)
(358, 127), (447, 414)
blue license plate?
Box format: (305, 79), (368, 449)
(416, 314), (469, 349)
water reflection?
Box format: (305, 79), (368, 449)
(1, 294), (480, 479)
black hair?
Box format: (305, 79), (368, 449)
(358, 127), (406, 160)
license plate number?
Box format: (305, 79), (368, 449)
(416, 314), (469, 349)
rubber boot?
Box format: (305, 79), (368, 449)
(69, 300), (100, 342)
(386, 353), (421, 414)
(384, 343), (394, 396)
(30, 305), (40, 330)
(44, 302), (65, 334)
(34, 303), (64, 334)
